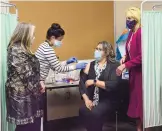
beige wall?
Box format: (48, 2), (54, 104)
(114, 1), (162, 41)
(10, 1), (114, 120)
(8, 0), (162, 124)
(114, 1), (141, 41)
(11, 1), (114, 60)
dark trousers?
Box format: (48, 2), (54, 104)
(15, 117), (41, 131)
(79, 100), (113, 131)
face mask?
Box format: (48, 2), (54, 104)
(54, 40), (62, 47)
(126, 20), (137, 29)
(94, 50), (102, 61)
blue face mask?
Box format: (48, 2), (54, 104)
(54, 40), (62, 47)
(94, 50), (102, 61)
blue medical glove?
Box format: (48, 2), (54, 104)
(66, 57), (78, 64)
(76, 62), (87, 70)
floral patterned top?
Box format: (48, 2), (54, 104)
(5, 43), (43, 125)
(93, 61), (107, 106)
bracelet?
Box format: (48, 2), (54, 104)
(94, 79), (97, 85)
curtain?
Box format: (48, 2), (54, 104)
(142, 11), (162, 128)
(0, 13), (17, 131)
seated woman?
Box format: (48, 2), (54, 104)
(79, 41), (121, 131)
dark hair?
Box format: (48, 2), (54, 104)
(98, 41), (116, 63)
(46, 23), (65, 40)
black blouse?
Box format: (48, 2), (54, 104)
(79, 60), (121, 102)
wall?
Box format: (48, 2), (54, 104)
(10, 1), (114, 121)
(11, 1), (114, 60)
(114, 1), (162, 42)
(8, 0), (162, 128)
(114, 1), (141, 41)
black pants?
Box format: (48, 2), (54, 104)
(79, 100), (113, 131)
(15, 117), (41, 131)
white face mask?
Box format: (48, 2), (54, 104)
(54, 40), (62, 47)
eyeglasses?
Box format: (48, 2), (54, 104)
(95, 47), (103, 51)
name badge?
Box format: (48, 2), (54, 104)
(122, 71), (129, 80)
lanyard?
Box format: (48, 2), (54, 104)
(127, 33), (134, 58)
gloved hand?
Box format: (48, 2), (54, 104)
(76, 62), (87, 70)
(66, 57), (78, 64)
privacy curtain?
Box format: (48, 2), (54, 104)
(0, 13), (17, 131)
(142, 11), (162, 128)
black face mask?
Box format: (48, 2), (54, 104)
(126, 20), (137, 29)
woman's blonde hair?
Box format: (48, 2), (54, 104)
(98, 41), (116, 63)
(8, 22), (35, 54)
(126, 7), (141, 25)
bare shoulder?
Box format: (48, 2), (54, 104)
(84, 63), (90, 74)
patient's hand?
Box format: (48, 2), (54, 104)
(85, 80), (94, 88)
(85, 99), (93, 110)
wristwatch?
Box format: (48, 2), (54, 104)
(94, 79), (97, 85)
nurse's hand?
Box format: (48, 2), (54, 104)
(116, 64), (126, 76)
(66, 57), (78, 64)
(76, 62), (87, 70)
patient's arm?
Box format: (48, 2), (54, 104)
(79, 66), (89, 96)
(96, 72), (120, 91)
(79, 64), (94, 110)
(79, 63), (91, 99)
(82, 94), (89, 101)
(95, 80), (105, 89)
(84, 63), (90, 74)
(96, 62), (121, 91)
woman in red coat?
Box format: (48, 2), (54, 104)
(116, 7), (143, 131)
